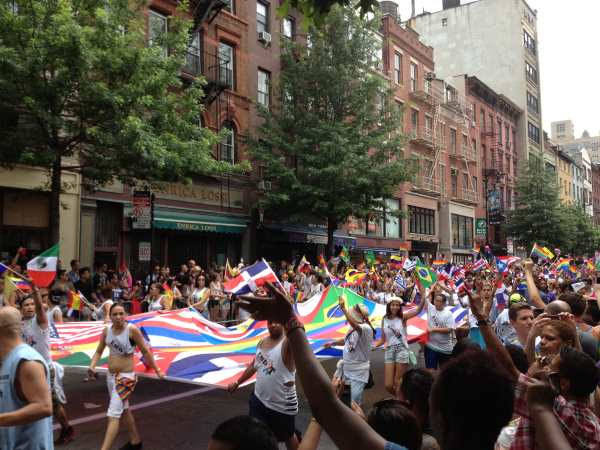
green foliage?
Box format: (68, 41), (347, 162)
(505, 161), (568, 249)
(248, 6), (409, 254)
(506, 161), (599, 255)
(0, 0), (245, 239)
(279, 0), (381, 29)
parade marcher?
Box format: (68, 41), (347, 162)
(0, 306), (54, 450)
(373, 290), (426, 397)
(88, 303), (165, 450)
(21, 287), (74, 444)
(227, 321), (299, 450)
(323, 297), (376, 406)
(189, 274), (210, 318)
(424, 288), (454, 372)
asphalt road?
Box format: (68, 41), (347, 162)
(58, 349), (400, 450)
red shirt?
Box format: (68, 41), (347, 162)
(511, 373), (600, 450)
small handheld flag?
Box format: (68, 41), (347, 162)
(26, 244), (59, 288)
(414, 264), (437, 289)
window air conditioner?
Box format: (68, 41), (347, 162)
(258, 31), (272, 45)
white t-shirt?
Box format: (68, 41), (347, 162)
(426, 301), (454, 354)
(382, 317), (408, 349)
(342, 323), (373, 383)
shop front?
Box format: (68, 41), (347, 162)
(439, 201), (476, 263)
(0, 165), (80, 264)
(258, 223), (356, 263)
(81, 178), (252, 276)
(405, 194), (439, 263)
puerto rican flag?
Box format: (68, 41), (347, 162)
(223, 259), (279, 295)
(472, 258), (488, 273)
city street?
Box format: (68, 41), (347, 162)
(59, 350), (393, 450)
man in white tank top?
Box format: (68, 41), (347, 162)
(21, 286), (74, 444)
(227, 321), (299, 450)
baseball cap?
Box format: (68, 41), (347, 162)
(509, 293), (525, 305)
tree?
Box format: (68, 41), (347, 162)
(0, 0), (243, 243)
(505, 161), (570, 250)
(560, 203), (599, 256)
(248, 6), (410, 257)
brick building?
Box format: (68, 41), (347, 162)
(592, 164), (600, 226)
(80, 0), (302, 272)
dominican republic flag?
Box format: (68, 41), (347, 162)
(223, 259), (278, 295)
(27, 244), (59, 288)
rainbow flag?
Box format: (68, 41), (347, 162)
(318, 254), (326, 267)
(556, 258), (571, 272)
(162, 282), (174, 309)
(531, 243), (554, 260)
(67, 290), (83, 317)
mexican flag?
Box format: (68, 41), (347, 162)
(27, 244), (59, 288)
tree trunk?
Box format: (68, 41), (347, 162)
(327, 217), (337, 258)
(49, 151), (62, 246)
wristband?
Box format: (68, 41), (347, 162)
(476, 318), (490, 327)
(284, 316), (305, 335)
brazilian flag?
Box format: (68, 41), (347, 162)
(365, 250), (376, 266)
(415, 264), (437, 289)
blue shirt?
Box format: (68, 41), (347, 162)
(0, 344), (54, 450)
(385, 442), (408, 450)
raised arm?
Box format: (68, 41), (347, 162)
(523, 259), (546, 309)
(466, 289), (520, 380)
(527, 383), (574, 450)
(339, 296), (362, 333)
(239, 283), (388, 450)
(31, 287), (48, 329)
(403, 290), (427, 321)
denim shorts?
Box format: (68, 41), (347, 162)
(384, 345), (409, 364)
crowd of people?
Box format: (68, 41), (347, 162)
(3, 246), (600, 449)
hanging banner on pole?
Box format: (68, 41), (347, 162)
(132, 191), (152, 230)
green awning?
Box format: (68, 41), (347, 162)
(153, 210), (248, 234)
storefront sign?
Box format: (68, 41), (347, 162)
(487, 189), (504, 225)
(154, 183), (244, 209)
(138, 242), (151, 261)
(475, 218), (487, 236)
(174, 222), (218, 232)
(132, 191), (152, 230)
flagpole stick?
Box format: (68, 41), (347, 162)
(1, 263), (30, 282)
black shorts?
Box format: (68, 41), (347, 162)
(249, 392), (296, 442)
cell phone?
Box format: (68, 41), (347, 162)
(547, 315), (560, 320)
(533, 308), (545, 318)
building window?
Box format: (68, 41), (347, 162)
(257, 1), (269, 33)
(450, 128), (457, 153)
(523, 30), (536, 54)
(472, 176), (478, 194)
(439, 164), (446, 195)
(451, 171), (458, 197)
(183, 32), (201, 76)
(557, 123), (566, 133)
(526, 61), (538, 84)
(425, 115), (433, 133)
(411, 109), (419, 134)
(219, 121), (236, 163)
(257, 69), (271, 109)
(148, 10), (168, 56)
(462, 173), (469, 191)
(394, 52), (403, 84)
(218, 42), (235, 89)
(528, 122), (540, 144)
(451, 214), (473, 249)
(527, 91), (539, 114)
(282, 17), (294, 39)
(384, 199), (401, 238)
(497, 119), (503, 144)
(408, 206), (435, 236)
(480, 109), (486, 130)
(441, 18), (448, 27)
(222, 0), (234, 13)
(410, 62), (418, 92)
(505, 125), (510, 147)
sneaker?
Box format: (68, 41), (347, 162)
(55, 426), (74, 445)
(119, 441), (143, 450)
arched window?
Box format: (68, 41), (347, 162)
(219, 121), (236, 163)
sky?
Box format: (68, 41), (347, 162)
(395, 0), (600, 138)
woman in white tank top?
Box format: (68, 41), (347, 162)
(373, 285), (427, 398)
(88, 303), (165, 450)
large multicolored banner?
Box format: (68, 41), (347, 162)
(51, 285), (466, 389)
